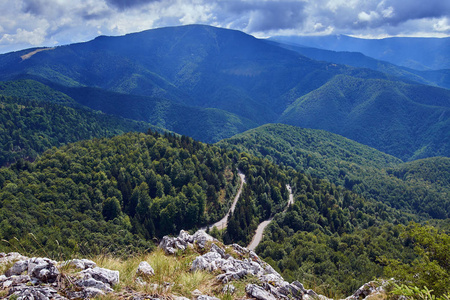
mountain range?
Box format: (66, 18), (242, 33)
(269, 34), (450, 71)
(1, 25), (449, 161)
(0, 25), (449, 298)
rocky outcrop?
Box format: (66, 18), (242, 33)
(0, 253), (119, 299)
(0, 230), (389, 299)
(159, 229), (216, 254)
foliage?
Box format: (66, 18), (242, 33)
(384, 224), (450, 298)
(390, 283), (450, 300)
(279, 75), (450, 161)
(223, 154), (289, 245)
(219, 124), (450, 219)
(0, 131), (245, 257)
(0, 95), (156, 167)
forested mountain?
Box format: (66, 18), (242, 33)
(0, 94), (161, 167)
(2, 25), (449, 159)
(0, 131), (239, 255)
(279, 75), (450, 161)
(269, 35), (450, 70)
(219, 124), (450, 219)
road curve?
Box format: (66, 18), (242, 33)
(209, 171), (246, 230)
(247, 184), (294, 251)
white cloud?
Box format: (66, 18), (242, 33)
(358, 11), (380, 22)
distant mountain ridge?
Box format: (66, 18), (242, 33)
(268, 41), (450, 90)
(269, 35), (450, 71)
(0, 25), (449, 159)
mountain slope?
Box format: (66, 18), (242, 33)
(218, 124), (450, 219)
(279, 75), (450, 161)
(0, 25), (405, 125)
(269, 41), (450, 90)
(0, 94), (160, 167)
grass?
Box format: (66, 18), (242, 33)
(91, 248), (219, 299)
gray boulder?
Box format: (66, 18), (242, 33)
(80, 267), (119, 286)
(5, 260), (28, 277)
(76, 277), (114, 292)
(62, 258), (97, 270)
(136, 261), (155, 277)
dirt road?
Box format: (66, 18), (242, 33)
(208, 171), (246, 230)
(247, 184), (294, 250)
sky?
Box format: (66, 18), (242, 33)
(1, 0), (449, 53)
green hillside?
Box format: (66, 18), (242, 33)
(0, 79), (77, 105)
(280, 75), (450, 161)
(0, 132), (239, 255)
(0, 94), (158, 167)
(219, 124), (450, 219)
(56, 85), (259, 143)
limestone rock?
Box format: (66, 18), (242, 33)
(29, 259), (60, 283)
(0, 252), (28, 265)
(159, 230), (217, 255)
(8, 284), (67, 300)
(80, 267), (119, 286)
(5, 260), (28, 277)
(137, 261), (155, 277)
(246, 284), (277, 300)
(345, 280), (387, 300)
(62, 258), (97, 270)
(76, 277), (114, 292)
(66, 287), (106, 299)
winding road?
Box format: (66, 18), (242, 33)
(207, 171), (246, 230)
(247, 184), (294, 250)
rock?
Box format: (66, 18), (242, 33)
(0, 252), (28, 266)
(210, 243), (226, 258)
(5, 260), (28, 277)
(76, 277), (114, 292)
(2, 275), (31, 289)
(173, 297), (190, 300)
(27, 257), (60, 283)
(191, 230), (215, 249)
(345, 280), (387, 300)
(246, 284), (277, 300)
(80, 267), (119, 286)
(8, 284), (67, 300)
(192, 289), (203, 296)
(159, 230), (217, 255)
(66, 287), (106, 299)
(136, 261), (154, 277)
(62, 258), (97, 270)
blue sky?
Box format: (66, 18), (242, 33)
(1, 0), (449, 53)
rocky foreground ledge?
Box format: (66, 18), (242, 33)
(0, 230), (387, 299)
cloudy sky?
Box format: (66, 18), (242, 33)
(1, 0), (449, 53)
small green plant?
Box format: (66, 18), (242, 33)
(390, 283), (450, 300)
